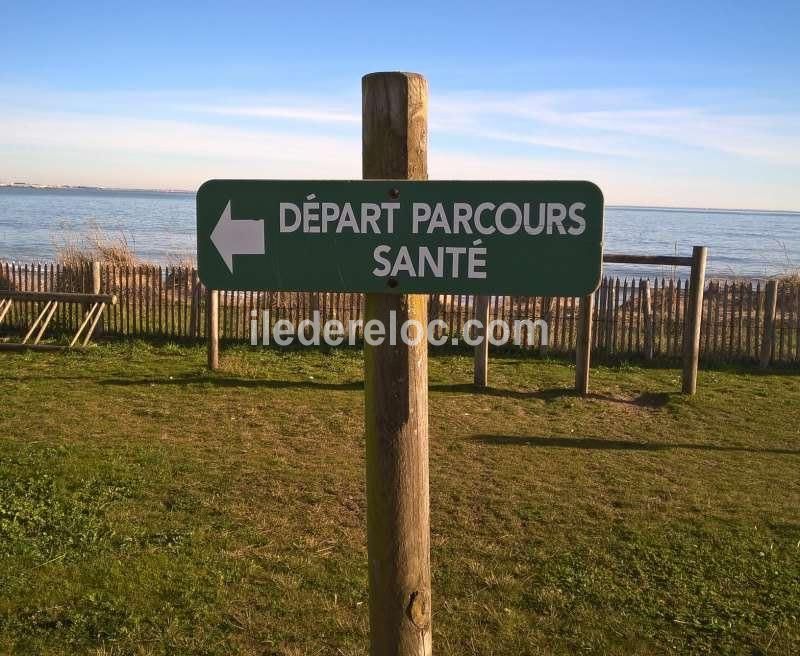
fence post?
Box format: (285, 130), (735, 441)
(207, 288), (219, 370)
(539, 296), (552, 355)
(91, 261), (103, 336)
(189, 270), (200, 338)
(682, 246), (707, 394)
(641, 279), (654, 360)
(473, 294), (490, 387)
(575, 293), (594, 395)
(362, 71), (432, 656)
(759, 279), (778, 369)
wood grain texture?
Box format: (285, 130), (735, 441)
(682, 246), (708, 393)
(575, 293), (594, 395)
(641, 279), (654, 360)
(92, 260), (103, 335)
(362, 72), (428, 180)
(0, 290), (117, 304)
(207, 288), (219, 370)
(473, 294), (490, 387)
(362, 71), (432, 656)
(603, 253), (693, 266)
(759, 280), (778, 368)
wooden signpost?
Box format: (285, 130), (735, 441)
(362, 72), (432, 655)
(196, 71), (605, 655)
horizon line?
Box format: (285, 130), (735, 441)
(1, 181), (798, 215)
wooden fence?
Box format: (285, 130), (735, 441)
(1, 261), (799, 365)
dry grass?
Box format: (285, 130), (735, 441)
(54, 224), (138, 268)
(165, 253), (196, 269)
(779, 270), (800, 284)
(49, 225), (140, 295)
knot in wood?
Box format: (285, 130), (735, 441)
(406, 589), (431, 630)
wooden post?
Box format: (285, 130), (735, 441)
(362, 72), (432, 656)
(91, 260), (103, 336)
(574, 293), (594, 395)
(307, 292), (320, 340)
(189, 270), (200, 338)
(759, 279), (778, 369)
(207, 288), (219, 370)
(641, 279), (654, 360)
(473, 294), (490, 387)
(681, 246), (708, 394)
(539, 296), (552, 355)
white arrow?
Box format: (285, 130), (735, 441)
(210, 200), (266, 273)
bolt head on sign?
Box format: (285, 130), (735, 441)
(197, 180), (604, 296)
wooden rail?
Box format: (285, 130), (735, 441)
(0, 291), (117, 304)
(0, 288), (118, 350)
(603, 254), (694, 267)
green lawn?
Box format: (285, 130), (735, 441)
(1, 343), (799, 655)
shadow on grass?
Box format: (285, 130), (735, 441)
(100, 374), (364, 391)
(431, 384), (673, 408)
(471, 434), (800, 455)
(99, 376), (671, 408)
(0, 369), (669, 407)
(58, 376), (673, 409)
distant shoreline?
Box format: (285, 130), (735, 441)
(605, 205), (800, 217)
(2, 182), (799, 216)
(0, 182), (193, 195)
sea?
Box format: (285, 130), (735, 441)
(1, 186), (798, 280)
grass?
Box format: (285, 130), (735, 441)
(0, 342), (799, 655)
(54, 223), (139, 268)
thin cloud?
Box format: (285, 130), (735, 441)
(432, 91), (800, 165)
(0, 86), (798, 209)
(178, 104), (360, 124)
(0, 111), (360, 167)
(174, 88), (800, 164)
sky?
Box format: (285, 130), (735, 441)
(1, 1), (799, 210)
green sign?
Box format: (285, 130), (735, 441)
(197, 180), (603, 296)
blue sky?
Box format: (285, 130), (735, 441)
(1, 1), (798, 209)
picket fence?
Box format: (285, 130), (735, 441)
(1, 261), (799, 365)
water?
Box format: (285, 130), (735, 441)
(0, 187), (196, 265)
(602, 206), (799, 280)
(1, 186), (798, 280)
